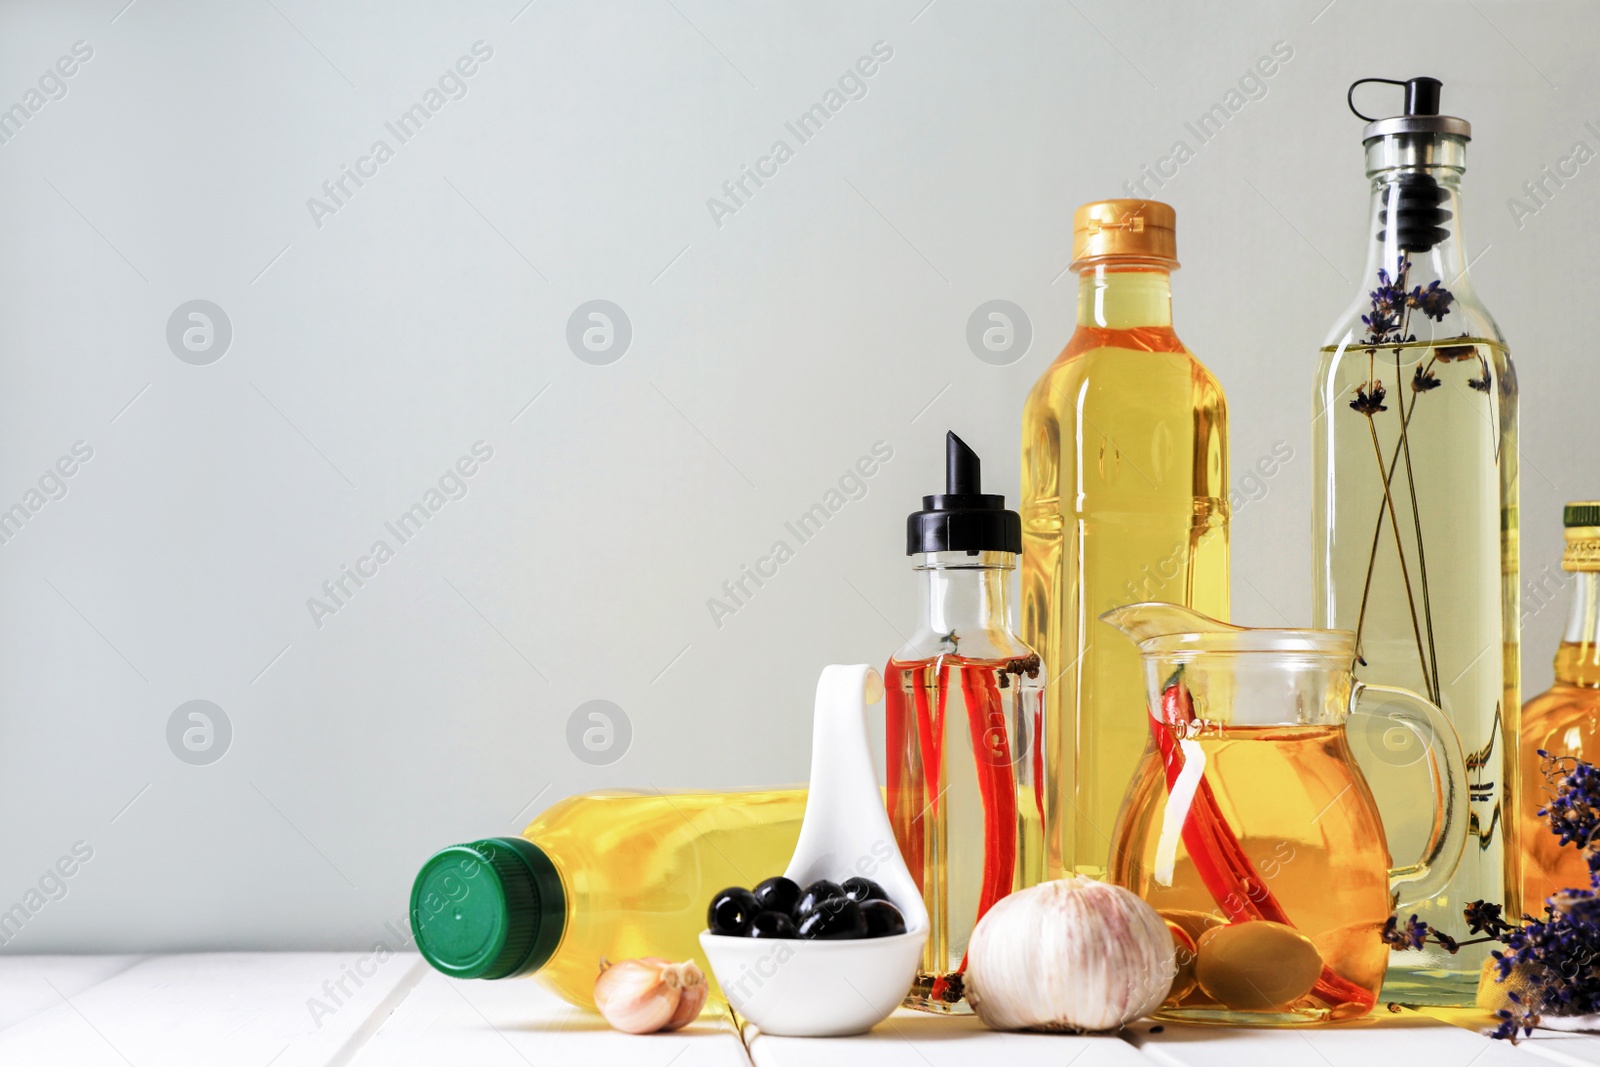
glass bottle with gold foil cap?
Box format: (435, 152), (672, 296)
(1519, 503), (1600, 908)
(1312, 77), (1519, 1005)
(1019, 198), (1229, 883)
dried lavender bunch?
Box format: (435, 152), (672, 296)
(1344, 257), (1472, 708)
(1356, 257), (1454, 347)
(1381, 752), (1600, 1041)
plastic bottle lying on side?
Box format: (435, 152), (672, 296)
(410, 788), (806, 1009)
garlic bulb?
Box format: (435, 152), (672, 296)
(593, 957), (709, 1034)
(965, 876), (1175, 1032)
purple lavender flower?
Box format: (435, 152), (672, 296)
(1490, 994), (1539, 1042)
(1381, 914), (1430, 951)
(1466, 900), (1512, 938)
(1407, 279), (1454, 321)
(1358, 258), (1456, 346)
(1389, 755), (1600, 1041)
(1551, 888), (1600, 928)
(1362, 310), (1398, 338)
(1349, 381), (1388, 415)
(1539, 752), (1600, 853)
(1370, 264), (1408, 313)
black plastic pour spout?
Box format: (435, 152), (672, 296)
(1348, 75), (1457, 254)
(906, 432), (1021, 556)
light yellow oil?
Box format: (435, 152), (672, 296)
(1021, 263), (1229, 882)
(1313, 336), (1518, 1001)
(521, 788), (805, 1009)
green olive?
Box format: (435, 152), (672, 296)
(1194, 921), (1322, 1011)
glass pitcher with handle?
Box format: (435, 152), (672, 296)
(1100, 602), (1468, 1025)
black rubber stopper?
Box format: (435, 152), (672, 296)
(1380, 173), (1452, 253)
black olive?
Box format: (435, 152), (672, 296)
(859, 900), (907, 937)
(748, 910), (798, 939)
(794, 880), (845, 920)
(752, 876), (802, 916)
(796, 896), (868, 939)
(707, 887), (759, 935)
(841, 876), (888, 904)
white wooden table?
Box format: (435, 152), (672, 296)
(2, 953), (1596, 1066)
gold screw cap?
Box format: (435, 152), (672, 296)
(1071, 199), (1178, 270)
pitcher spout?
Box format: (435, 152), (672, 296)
(1100, 601), (1358, 660)
(1098, 601), (1242, 647)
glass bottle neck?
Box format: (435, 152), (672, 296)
(916, 551), (1013, 636)
(1557, 570), (1600, 687)
(1359, 134), (1472, 297)
(1075, 263), (1173, 329)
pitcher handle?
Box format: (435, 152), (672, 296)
(1350, 682), (1470, 910)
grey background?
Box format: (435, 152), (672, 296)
(0, 0), (1593, 952)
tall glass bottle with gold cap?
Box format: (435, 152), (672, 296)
(1519, 503), (1600, 908)
(1313, 77), (1518, 1004)
(1020, 199), (1229, 882)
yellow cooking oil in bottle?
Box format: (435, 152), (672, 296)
(1020, 199), (1229, 882)
(410, 788), (805, 1009)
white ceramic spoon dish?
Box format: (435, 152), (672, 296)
(700, 663), (929, 1037)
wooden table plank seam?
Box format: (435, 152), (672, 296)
(324, 958), (429, 1067)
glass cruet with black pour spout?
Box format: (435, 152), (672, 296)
(1312, 76), (1518, 1005)
(885, 432), (1045, 1012)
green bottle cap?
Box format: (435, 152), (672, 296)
(1565, 502), (1600, 528)
(410, 837), (565, 980)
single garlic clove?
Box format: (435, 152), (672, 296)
(1160, 908), (1224, 951)
(1194, 921), (1321, 1011)
(661, 961), (709, 1031)
(1159, 908), (1222, 1006)
(1162, 922), (1199, 1005)
(593, 957), (683, 1034)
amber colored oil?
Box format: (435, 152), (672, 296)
(1021, 264), (1229, 882)
(1521, 639), (1600, 907)
(521, 788), (806, 1009)
(1109, 724), (1393, 1023)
